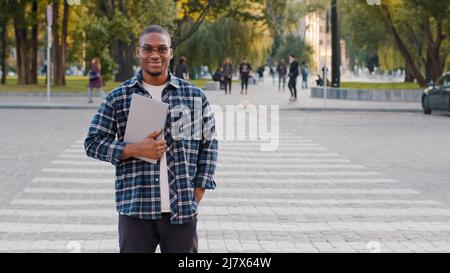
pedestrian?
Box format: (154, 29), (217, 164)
(270, 64), (276, 85)
(316, 74), (324, 87)
(239, 56), (252, 95)
(257, 66), (264, 82)
(87, 57), (106, 103)
(301, 61), (309, 89)
(277, 59), (287, 92)
(174, 56), (189, 80)
(222, 57), (233, 95)
(84, 25), (218, 253)
(288, 54), (299, 101)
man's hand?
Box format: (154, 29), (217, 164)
(139, 129), (166, 160)
(194, 187), (206, 204)
(120, 129), (166, 161)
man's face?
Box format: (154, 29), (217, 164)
(136, 32), (173, 77)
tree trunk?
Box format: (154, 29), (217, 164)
(423, 17), (445, 83)
(113, 0), (135, 82)
(113, 39), (135, 82)
(52, 0), (68, 86)
(52, 0), (61, 85)
(30, 0), (38, 84)
(13, 16), (28, 85)
(12, 0), (29, 84)
(380, 5), (426, 87)
(60, 0), (69, 85)
(404, 66), (415, 82)
(1, 19), (7, 84)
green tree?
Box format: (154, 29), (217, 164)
(0, 0), (11, 84)
(343, 0), (450, 86)
(9, 0), (40, 85)
(173, 0), (275, 74)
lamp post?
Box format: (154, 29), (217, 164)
(331, 0), (340, 87)
(46, 5), (52, 103)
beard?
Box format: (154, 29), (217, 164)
(149, 71), (162, 77)
(143, 67), (163, 77)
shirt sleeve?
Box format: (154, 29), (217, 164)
(193, 92), (218, 190)
(84, 93), (126, 166)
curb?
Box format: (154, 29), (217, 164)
(0, 92), (87, 97)
(280, 107), (422, 113)
(0, 104), (99, 110)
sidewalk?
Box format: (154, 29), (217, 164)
(0, 80), (422, 112)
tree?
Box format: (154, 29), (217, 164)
(11, 0), (39, 85)
(175, 16), (272, 72)
(263, 0), (288, 62)
(343, 0), (450, 87)
(0, 1), (10, 84)
(52, 0), (70, 86)
(173, 1), (274, 73)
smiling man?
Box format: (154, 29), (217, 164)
(84, 25), (218, 253)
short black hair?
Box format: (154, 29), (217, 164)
(139, 25), (171, 46)
(290, 54), (296, 58)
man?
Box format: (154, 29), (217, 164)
(239, 56), (252, 95)
(221, 57), (233, 95)
(288, 54), (299, 101)
(301, 61), (309, 89)
(84, 25), (218, 253)
(277, 59), (287, 92)
(174, 56), (189, 80)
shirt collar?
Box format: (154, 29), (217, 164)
(126, 69), (180, 90)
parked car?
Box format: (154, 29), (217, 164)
(422, 72), (450, 114)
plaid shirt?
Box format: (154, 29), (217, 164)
(84, 70), (217, 224)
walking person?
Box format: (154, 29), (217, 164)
(277, 59), (287, 92)
(87, 57), (106, 103)
(84, 25), (218, 253)
(174, 56), (189, 80)
(288, 54), (299, 101)
(239, 56), (252, 95)
(301, 61), (309, 89)
(222, 57), (233, 95)
(270, 64), (276, 85)
(257, 66), (264, 82)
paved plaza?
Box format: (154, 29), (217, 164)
(0, 81), (449, 252)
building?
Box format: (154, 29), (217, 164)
(296, 1), (348, 78)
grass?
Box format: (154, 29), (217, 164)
(0, 77), (238, 93)
(0, 76), (119, 93)
(1, 77), (421, 92)
(340, 82), (422, 90)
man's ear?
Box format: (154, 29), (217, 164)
(170, 48), (174, 59)
(135, 47), (140, 57)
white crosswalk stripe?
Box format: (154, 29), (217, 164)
(2, 206), (450, 218)
(3, 136), (450, 253)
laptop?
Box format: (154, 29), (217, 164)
(123, 93), (169, 164)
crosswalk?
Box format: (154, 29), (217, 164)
(2, 135), (450, 253)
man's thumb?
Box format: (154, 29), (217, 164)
(147, 129), (162, 139)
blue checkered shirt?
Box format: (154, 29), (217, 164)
(84, 71), (217, 224)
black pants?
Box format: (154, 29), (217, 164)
(288, 77), (297, 98)
(241, 73), (249, 91)
(118, 213), (198, 253)
(223, 77), (232, 93)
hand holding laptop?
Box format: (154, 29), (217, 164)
(122, 93), (170, 163)
(139, 129), (166, 160)
(120, 129), (166, 161)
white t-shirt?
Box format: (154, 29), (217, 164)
(142, 81), (170, 213)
